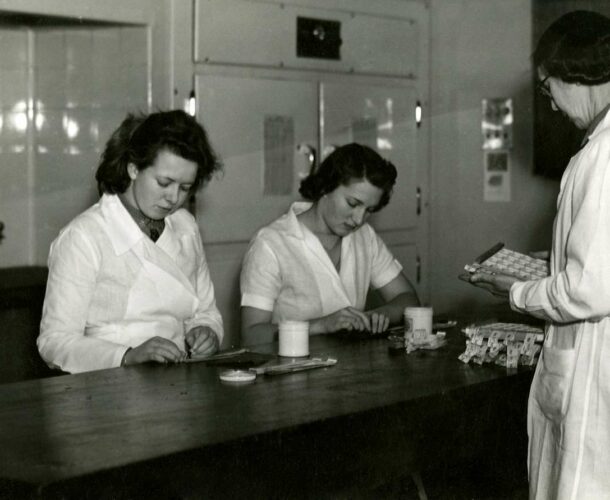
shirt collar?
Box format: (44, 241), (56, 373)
(282, 200), (355, 248)
(281, 201), (313, 239)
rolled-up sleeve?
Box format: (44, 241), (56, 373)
(369, 229), (403, 289)
(240, 237), (281, 311)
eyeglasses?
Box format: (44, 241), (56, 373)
(536, 76), (552, 98)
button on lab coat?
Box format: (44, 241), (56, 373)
(38, 194), (223, 373)
(240, 202), (402, 325)
(511, 110), (610, 499)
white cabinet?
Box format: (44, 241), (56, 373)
(320, 81), (419, 231)
(184, 0), (430, 343)
(319, 80), (425, 290)
(196, 70), (428, 298)
(194, 0), (423, 78)
(196, 74), (318, 242)
(196, 75), (423, 237)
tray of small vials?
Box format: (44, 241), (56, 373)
(460, 322), (545, 368)
(464, 242), (549, 281)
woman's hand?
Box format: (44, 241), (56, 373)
(312, 307), (372, 333)
(366, 311), (391, 334)
(465, 270), (518, 299)
(123, 336), (186, 366)
(185, 326), (219, 357)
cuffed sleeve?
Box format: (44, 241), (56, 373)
(510, 137), (610, 324)
(240, 237), (280, 311)
(369, 228), (403, 289)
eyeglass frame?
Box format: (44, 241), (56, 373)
(536, 75), (552, 98)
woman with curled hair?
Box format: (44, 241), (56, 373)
(240, 143), (419, 346)
(38, 110), (224, 373)
(466, 11), (610, 498)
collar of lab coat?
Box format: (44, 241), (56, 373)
(99, 193), (183, 260)
(97, 194), (194, 299)
(99, 194), (145, 255)
(584, 104), (610, 145)
(99, 194), (183, 259)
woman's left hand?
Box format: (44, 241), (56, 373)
(185, 326), (219, 357)
(465, 270), (518, 299)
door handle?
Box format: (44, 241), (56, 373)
(297, 143), (318, 175)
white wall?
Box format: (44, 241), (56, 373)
(428, 0), (559, 314)
(0, 26), (150, 267)
(0, 0), (567, 329)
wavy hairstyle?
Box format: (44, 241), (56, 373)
(299, 143), (397, 212)
(95, 110), (222, 195)
(533, 10), (610, 85)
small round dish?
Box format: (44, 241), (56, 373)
(219, 369), (256, 383)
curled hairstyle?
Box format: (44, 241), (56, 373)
(299, 143), (397, 212)
(533, 10), (610, 85)
(95, 110), (222, 195)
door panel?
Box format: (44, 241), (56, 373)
(196, 74), (318, 243)
(320, 81), (418, 232)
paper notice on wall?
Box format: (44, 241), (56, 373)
(264, 115), (294, 196)
(484, 151), (511, 202)
(352, 117), (378, 150)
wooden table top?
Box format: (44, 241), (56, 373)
(0, 329), (533, 490)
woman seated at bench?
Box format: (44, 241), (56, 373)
(240, 143), (419, 346)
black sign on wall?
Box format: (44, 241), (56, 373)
(296, 16), (342, 60)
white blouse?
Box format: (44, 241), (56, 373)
(240, 202), (402, 325)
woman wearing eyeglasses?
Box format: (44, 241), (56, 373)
(466, 11), (610, 499)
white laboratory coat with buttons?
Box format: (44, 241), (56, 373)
(240, 201), (402, 325)
(510, 110), (610, 499)
(38, 194), (223, 374)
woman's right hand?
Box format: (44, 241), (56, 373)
(312, 307), (372, 333)
(122, 336), (186, 366)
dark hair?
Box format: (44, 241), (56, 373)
(95, 110), (222, 195)
(533, 10), (610, 85)
(299, 143), (397, 212)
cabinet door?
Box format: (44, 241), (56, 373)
(195, 74), (318, 243)
(320, 81), (426, 294)
(194, 0), (420, 77)
(320, 81), (419, 231)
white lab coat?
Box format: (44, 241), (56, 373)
(510, 110), (610, 499)
(38, 194), (223, 374)
(240, 202), (402, 325)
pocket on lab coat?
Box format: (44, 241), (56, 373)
(532, 344), (576, 421)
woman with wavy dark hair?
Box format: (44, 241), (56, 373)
(467, 11), (610, 498)
(240, 143), (419, 345)
(38, 110), (224, 373)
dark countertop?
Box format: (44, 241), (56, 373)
(0, 328), (534, 498)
